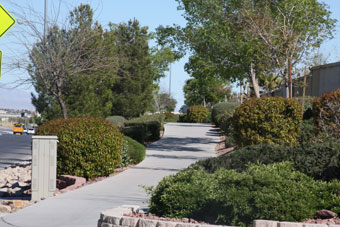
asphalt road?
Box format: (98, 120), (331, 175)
(0, 131), (32, 170)
(0, 123), (219, 227)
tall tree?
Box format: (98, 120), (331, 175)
(109, 19), (154, 119)
(30, 4), (117, 119)
(157, 0), (336, 98)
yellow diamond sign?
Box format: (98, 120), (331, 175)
(0, 4), (16, 39)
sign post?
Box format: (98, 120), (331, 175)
(0, 3), (16, 79)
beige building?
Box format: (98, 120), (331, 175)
(273, 61), (340, 97)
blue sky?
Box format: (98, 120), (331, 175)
(0, 0), (339, 110)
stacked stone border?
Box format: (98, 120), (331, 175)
(253, 220), (340, 227)
(99, 207), (340, 227)
(98, 205), (233, 227)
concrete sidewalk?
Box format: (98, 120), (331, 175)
(0, 123), (219, 227)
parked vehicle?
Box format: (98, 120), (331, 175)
(27, 125), (38, 135)
(13, 123), (24, 135)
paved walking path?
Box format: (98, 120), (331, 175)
(0, 123), (219, 227)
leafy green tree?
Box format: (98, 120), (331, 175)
(152, 91), (177, 113)
(184, 77), (231, 107)
(108, 19), (154, 119)
(157, 0), (336, 98)
(237, 0), (336, 97)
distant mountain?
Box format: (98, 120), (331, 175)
(0, 88), (35, 110)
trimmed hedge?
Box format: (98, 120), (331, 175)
(106, 115), (126, 128)
(124, 136), (146, 164)
(211, 102), (238, 125)
(149, 162), (340, 226)
(119, 136), (146, 167)
(187, 105), (210, 123)
(122, 114), (165, 144)
(232, 97), (303, 146)
(36, 118), (122, 180)
(313, 88), (340, 138)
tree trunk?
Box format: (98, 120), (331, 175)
(57, 95), (68, 119)
(250, 62), (260, 98)
(288, 57), (293, 98)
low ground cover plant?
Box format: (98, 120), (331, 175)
(148, 162), (340, 226)
(36, 118), (122, 180)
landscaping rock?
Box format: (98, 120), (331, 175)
(316, 210), (338, 219)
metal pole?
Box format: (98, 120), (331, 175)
(169, 63), (172, 96)
(44, 0), (47, 42)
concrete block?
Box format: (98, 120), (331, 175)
(121, 217), (139, 227)
(175, 224), (198, 227)
(253, 220), (278, 227)
(156, 221), (178, 227)
(137, 218), (158, 227)
(303, 224), (327, 227)
(278, 222), (303, 227)
(121, 205), (140, 213)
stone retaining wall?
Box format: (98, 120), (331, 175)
(98, 205), (232, 227)
(98, 206), (340, 227)
(253, 220), (340, 227)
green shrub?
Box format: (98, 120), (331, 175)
(122, 114), (164, 144)
(298, 118), (318, 145)
(149, 162), (340, 226)
(36, 118), (122, 180)
(178, 114), (188, 122)
(119, 136), (146, 167)
(187, 105), (210, 123)
(164, 112), (179, 122)
(294, 96), (315, 112)
(195, 140), (340, 182)
(212, 102), (238, 125)
(313, 88), (340, 138)
(233, 97), (302, 146)
(127, 114), (165, 125)
(121, 124), (146, 144)
(215, 112), (236, 147)
(105, 115), (126, 128)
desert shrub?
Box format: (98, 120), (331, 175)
(194, 143), (291, 174)
(36, 118), (122, 180)
(195, 140), (340, 182)
(187, 105), (210, 123)
(106, 115), (126, 128)
(211, 102), (238, 125)
(233, 97), (303, 146)
(149, 162), (340, 226)
(313, 88), (340, 138)
(120, 136), (145, 166)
